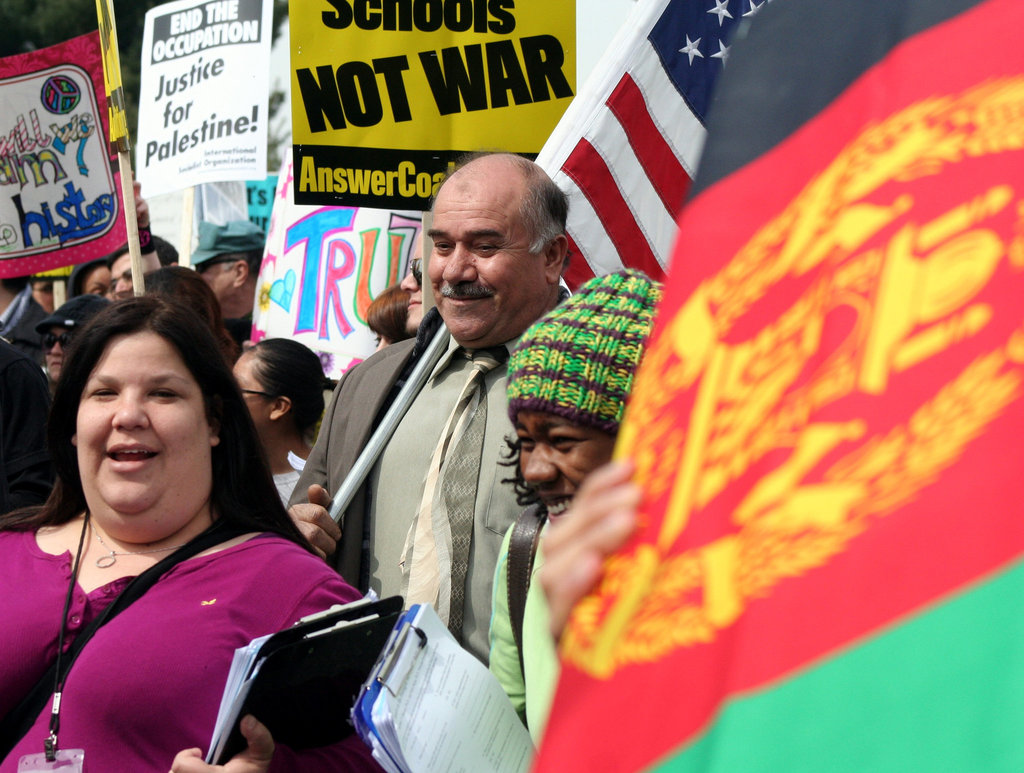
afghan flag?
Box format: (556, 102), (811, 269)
(533, 0), (1024, 770)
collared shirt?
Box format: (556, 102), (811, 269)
(370, 335), (521, 662)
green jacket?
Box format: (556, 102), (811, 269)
(488, 520), (559, 745)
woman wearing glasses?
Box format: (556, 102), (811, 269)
(366, 249), (426, 350)
(398, 255), (425, 335)
(233, 339), (332, 506)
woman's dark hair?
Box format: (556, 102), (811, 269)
(365, 284), (411, 345)
(246, 338), (329, 439)
(68, 258), (108, 298)
(1, 296), (312, 552)
(500, 435), (541, 510)
(145, 266), (240, 364)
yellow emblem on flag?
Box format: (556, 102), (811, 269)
(565, 75), (1024, 679)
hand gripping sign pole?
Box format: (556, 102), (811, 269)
(95, 0), (145, 295)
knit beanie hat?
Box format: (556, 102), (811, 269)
(506, 269), (662, 434)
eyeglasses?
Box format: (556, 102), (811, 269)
(409, 258), (422, 285)
(240, 388), (275, 399)
(197, 257), (242, 274)
(43, 332), (73, 350)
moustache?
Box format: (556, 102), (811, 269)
(440, 282), (494, 300)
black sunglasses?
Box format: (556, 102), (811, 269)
(409, 258), (422, 285)
(240, 388), (276, 399)
(43, 331), (73, 350)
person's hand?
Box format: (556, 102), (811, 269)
(540, 459), (641, 640)
(288, 484), (341, 559)
(170, 715), (274, 773)
(134, 180), (150, 229)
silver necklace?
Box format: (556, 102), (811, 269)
(94, 528), (187, 568)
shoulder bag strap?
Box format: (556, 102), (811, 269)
(506, 506), (547, 681)
(0, 520), (248, 758)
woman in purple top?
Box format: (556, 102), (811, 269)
(0, 297), (380, 772)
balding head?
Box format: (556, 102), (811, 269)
(427, 154), (568, 348)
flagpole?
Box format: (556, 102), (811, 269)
(328, 214), (439, 520)
(117, 154), (145, 295)
(180, 186), (195, 268)
(328, 322), (449, 523)
(95, 0), (144, 293)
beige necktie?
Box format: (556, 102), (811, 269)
(403, 348), (504, 637)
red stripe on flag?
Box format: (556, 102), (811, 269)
(535, 1), (1024, 769)
(561, 138), (664, 278)
(563, 234), (596, 291)
(607, 73), (692, 218)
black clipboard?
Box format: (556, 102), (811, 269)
(213, 595), (403, 763)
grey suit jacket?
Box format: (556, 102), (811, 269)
(291, 336), (418, 588)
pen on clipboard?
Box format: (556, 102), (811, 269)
(376, 623), (428, 697)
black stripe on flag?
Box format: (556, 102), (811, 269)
(691, 0), (987, 197)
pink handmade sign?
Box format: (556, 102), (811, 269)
(0, 32), (126, 278)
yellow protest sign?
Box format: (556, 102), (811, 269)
(290, 0), (575, 209)
(95, 0), (131, 152)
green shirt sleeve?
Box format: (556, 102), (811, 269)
(489, 525), (528, 726)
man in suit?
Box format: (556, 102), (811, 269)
(290, 153), (568, 662)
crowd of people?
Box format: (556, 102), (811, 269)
(0, 153), (659, 771)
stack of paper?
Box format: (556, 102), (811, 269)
(353, 604), (533, 773)
(206, 595), (403, 763)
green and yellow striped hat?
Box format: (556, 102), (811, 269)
(506, 269), (662, 434)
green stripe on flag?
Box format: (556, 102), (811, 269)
(652, 558), (1024, 772)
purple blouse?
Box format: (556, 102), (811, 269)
(0, 530), (381, 772)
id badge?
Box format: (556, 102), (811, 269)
(17, 750), (84, 772)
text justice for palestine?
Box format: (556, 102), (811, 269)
(143, 106), (258, 165)
(154, 56), (225, 101)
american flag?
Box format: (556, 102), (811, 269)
(537, 0), (761, 288)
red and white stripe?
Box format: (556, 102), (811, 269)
(537, 0), (705, 287)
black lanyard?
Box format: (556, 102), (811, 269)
(44, 515), (90, 760)
(0, 517), (243, 761)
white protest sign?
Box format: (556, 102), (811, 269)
(136, 0), (273, 197)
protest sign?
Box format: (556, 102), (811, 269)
(246, 173), (277, 232)
(136, 0), (274, 198)
(0, 32), (126, 279)
(252, 154), (421, 379)
(289, 0), (575, 210)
